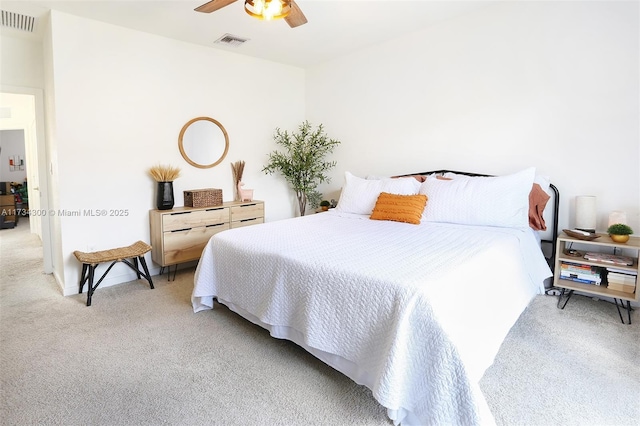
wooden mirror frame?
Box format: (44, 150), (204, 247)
(178, 117), (229, 169)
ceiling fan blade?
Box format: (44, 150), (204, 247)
(195, 0), (238, 13)
(285, 1), (308, 28)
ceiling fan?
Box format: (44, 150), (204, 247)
(195, 0), (308, 28)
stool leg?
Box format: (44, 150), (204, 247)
(133, 257), (141, 280)
(79, 263), (88, 294)
(139, 256), (154, 289)
(86, 265), (95, 307)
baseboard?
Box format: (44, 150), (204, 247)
(53, 270), (65, 293)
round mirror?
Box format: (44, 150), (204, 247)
(178, 117), (229, 169)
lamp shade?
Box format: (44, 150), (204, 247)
(608, 211), (627, 227)
(575, 195), (597, 232)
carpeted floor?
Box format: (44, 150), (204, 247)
(1, 217), (638, 425)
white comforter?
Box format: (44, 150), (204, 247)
(192, 211), (551, 425)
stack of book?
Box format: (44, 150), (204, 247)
(560, 262), (602, 285)
(607, 268), (637, 294)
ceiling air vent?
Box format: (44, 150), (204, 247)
(1, 10), (36, 33)
(214, 33), (249, 47)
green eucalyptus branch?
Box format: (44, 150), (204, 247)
(263, 121), (341, 215)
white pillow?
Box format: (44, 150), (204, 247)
(534, 174), (551, 194)
(444, 170), (551, 193)
(419, 167), (535, 228)
(336, 172), (421, 215)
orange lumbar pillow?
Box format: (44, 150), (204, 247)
(370, 192), (428, 225)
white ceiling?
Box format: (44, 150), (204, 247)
(0, 0), (496, 68)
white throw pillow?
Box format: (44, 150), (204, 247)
(419, 167), (535, 228)
(534, 174), (551, 194)
(444, 170), (551, 194)
(336, 172), (421, 215)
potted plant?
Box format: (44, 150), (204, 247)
(263, 121), (341, 216)
(607, 223), (633, 243)
(320, 200), (331, 211)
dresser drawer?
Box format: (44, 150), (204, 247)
(163, 223), (230, 264)
(231, 217), (264, 229)
(231, 202), (264, 222)
(162, 207), (228, 232)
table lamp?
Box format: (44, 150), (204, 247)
(575, 195), (596, 233)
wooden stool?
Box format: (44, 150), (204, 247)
(73, 241), (154, 306)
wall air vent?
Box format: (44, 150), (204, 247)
(1, 10), (36, 33)
(214, 33), (249, 47)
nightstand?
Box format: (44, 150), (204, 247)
(553, 232), (639, 324)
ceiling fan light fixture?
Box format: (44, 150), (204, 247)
(244, 0), (291, 21)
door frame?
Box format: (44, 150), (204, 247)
(1, 85), (53, 273)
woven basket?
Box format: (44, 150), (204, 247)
(184, 188), (223, 208)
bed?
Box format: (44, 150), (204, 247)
(192, 167), (558, 425)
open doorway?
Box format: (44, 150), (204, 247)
(0, 89), (53, 273)
(0, 128), (28, 228)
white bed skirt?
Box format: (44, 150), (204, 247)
(216, 297), (495, 426)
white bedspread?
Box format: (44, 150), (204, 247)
(192, 211), (551, 425)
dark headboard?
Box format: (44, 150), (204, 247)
(398, 169), (560, 275)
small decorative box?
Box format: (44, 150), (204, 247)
(184, 188), (223, 208)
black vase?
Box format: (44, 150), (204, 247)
(156, 181), (174, 210)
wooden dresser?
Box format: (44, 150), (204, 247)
(149, 200), (264, 269)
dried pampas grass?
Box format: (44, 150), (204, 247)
(231, 160), (245, 183)
(231, 160), (245, 201)
(148, 164), (181, 182)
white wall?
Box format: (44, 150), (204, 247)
(306, 1), (639, 235)
(47, 11), (305, 295)
(0, 34), (44, 88)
